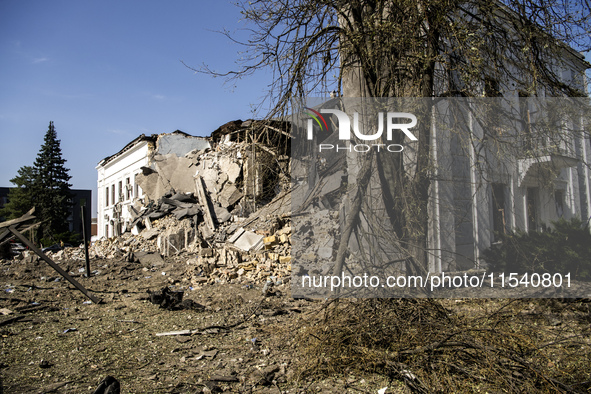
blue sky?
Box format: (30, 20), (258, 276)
(1, 1), (590, 218)
(0, 1), (272, 215)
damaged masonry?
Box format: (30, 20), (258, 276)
(90, 120), (293, 287)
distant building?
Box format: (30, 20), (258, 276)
(336, 9), (591, 272)
(69, 189), (92, 237)
(0, 187), (9, 221)
(0, 186), (91, 238)
(96, 130), (210, 239)
(91, 217), (97, 237)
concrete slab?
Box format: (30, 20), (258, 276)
(218, 184), (243, 208)
(320, 171), (344, 196)
(173, 206), (200, 220)
(226, 162), (242, 184)
(153, 154), (197, 196)
(156, 133), (210, 157)
(141, 228), (160, 240)
(134, 251), (165, 267)
(213, 205), (231, 223)
(231, 230), (264, 252)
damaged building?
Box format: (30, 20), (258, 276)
(94, 121), (291, 285)
(96, 131), (210, 239)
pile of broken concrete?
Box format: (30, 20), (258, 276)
(90, 120), (293, 288)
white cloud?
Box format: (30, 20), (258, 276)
(32, 57), (49, 64)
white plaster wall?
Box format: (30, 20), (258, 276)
(96, 141), (151, 239)
(429, 96), (591, 272)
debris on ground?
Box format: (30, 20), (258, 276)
(1, 118), (589, 393)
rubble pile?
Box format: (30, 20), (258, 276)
(91, 119), (293, 287)
(291, 208), (340, 278)
(187, 222), (292, 287)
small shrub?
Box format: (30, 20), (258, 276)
(482, 218), (591, 280)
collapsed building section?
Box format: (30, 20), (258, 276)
(94, 120), (292, 286)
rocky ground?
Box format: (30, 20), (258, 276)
(1, 252), (590, 393)
(0, 253), (393, 394)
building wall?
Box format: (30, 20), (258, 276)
(429, 97), (591, 272)
(0, 187), (91, 239)
(96, 141), (151, 239)
(96, 132), (212, 239)
(69, 189), (92, 239)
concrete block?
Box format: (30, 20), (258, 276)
(213, 205), (231, 224)
(200, 248), (214, 257)
(218, 184), (243, 208)
(263, 235), (277, 246)
(267, 252), (279, 261)
(317, 247), (333, 259)
(231, 230), (264, 252)
(134, 251), (165, 267)
(226, 162), (242, 184)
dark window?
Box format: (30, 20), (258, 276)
(492, 183), (506, 240)
(519, 91), (533, 151)
(555, 190), (564, 218)
(527, 187), (538, 232)
(125, 178), (132, 200)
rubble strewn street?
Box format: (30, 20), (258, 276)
(0, 119), (331, 393)
(1, 120), (590, 393)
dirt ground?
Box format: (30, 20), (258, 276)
(1, 253), (590, 393)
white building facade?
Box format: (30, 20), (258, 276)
(428, 96), (591, 272)
(96, 131), (211, 239)
(96, 135), (155, 239)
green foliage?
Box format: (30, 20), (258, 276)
(32, 121), (73, 240)
(482, 218), (591, 281)
(0, 166), (36, 220)
(1, 121), (74, 243)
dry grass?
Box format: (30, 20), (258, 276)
(294, 298), (591, 393)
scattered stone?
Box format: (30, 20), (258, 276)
(39, 359), (51, 369)
(134, 251), (165, 267)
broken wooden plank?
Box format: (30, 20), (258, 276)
(8, 226), (102, 304)
(0, 315), (25, 326)
(0, 207), (35, 230)
(155, 330), (194, 337)
(36, 380), (73, 393)
(0, 229), (10, 245)
(0, 221), (43, 248)
(264, 124), (292, 139)
(253, 142), (277, 156)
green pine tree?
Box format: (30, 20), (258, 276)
(32, 121), (73, 241)
(0, 166), (36, 221)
